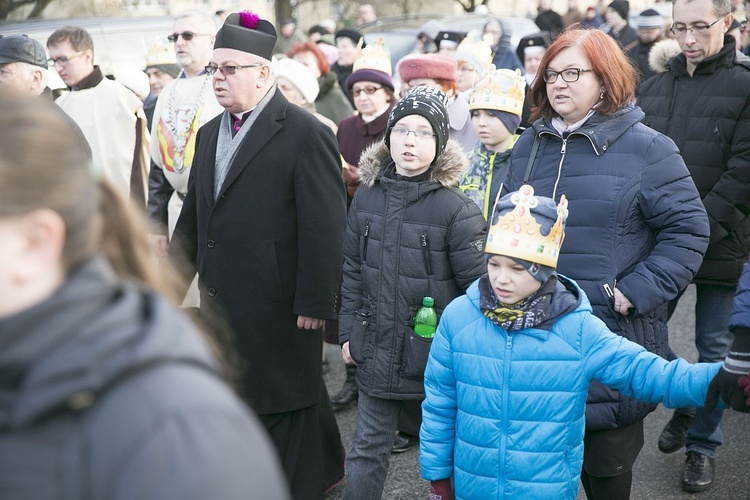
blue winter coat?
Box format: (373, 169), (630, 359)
(504, 105), (710, 429)
(420, 276), (721, 500)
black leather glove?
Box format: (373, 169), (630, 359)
(706, 328), (750, 412)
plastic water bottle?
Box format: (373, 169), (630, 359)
(414, 297), (437, 338)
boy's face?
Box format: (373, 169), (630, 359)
(487, 255), (542, 304)
(471, 109), (513, 151)
(390, 114), (436, 177)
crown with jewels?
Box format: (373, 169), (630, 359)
(469, 67), (525, 115)
(485, 185), (568, 268)
(146, 37), (176, 67)
(455, 32), (493, 72)
(352, 37), (392, 76)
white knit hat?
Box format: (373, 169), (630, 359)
(272, 58), (319, 104)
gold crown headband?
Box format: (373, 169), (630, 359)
(352, 37), (392, 76)
(469, 67), (525, 115)
(485, 184), (568, 268)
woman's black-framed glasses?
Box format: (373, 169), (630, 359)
(543, 68), (593, 84)
(204, 63), (263, 76)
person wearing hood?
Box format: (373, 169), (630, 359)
(0, 89), (290, 500)
(288, 41), (354, 125)
(482, 18), (524, 73)
(453, 33), (494, 101)
(502, 28), (710, 499)
(420, 185), (723, 500)
(338, 86), (486, 499)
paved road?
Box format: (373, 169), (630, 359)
(323, 285), (750, 499)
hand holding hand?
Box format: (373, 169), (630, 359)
(706, 367), (750, 412)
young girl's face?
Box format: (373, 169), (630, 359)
(390, 114), (437, 177)
(487, 255), (542, 304)
(471, 109), (513, 151)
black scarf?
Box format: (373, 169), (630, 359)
(479, 274), (557, 332)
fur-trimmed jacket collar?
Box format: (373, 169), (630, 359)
(357, 139), (469, 189)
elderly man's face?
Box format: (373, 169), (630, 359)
(0, 62), (40, 94)
(210, 48), (271, 113)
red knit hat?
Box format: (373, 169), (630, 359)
(396, 54), (457, 84)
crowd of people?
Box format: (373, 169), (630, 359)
(1, 0), (750, 498)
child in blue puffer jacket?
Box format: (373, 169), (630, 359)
(420, 185), (724, 500)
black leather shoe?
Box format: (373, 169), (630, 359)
(391, 432), (418, 454)
(330, 380), (358, 412)
(682, 451), (715, 492)
(658, 411), (695, 454)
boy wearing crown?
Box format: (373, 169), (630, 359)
(460, 68), (525, 220)
(420, 185), (724, 500)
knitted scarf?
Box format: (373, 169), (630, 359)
(479, 274), (557, 332)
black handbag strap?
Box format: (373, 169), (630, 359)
(523, 134), (542, 184)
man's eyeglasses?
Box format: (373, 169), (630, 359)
(205, 63), (263, 76)
(543, 68), (592, 84)
(352, 86), (383, 97)
(670, 16), (726, 37)
(168, 31), (213, 42)
(391, 127), (436, 140)
(47, 50), (85, 66)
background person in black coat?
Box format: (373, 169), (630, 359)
(169, 12), (347, 500)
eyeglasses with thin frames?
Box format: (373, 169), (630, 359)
(47, 50), (86, 67)
(543, 68), (593, 84)
(168, 31), (213, 42)
(352, 86), (383, 97)
(204, 63), (263, 76)
(670, 16), (726, 37)
(391, 127), (436, 140)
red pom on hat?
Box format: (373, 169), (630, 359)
(397, 54), (457, 84)
(238, 11), (260, 29)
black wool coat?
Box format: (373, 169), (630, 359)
(170, 89), (347, 415)
(639, 37), (750, 287)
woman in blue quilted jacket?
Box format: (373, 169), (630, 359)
(420, 186), (722, 500)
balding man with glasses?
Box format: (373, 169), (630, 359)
(638, 0), (750, 492)
(47, 26), (150, 207)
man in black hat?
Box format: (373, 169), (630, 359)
(169, 11), (347, 500)
(0, 34), (50, 97)
(605, 0), (639, 48)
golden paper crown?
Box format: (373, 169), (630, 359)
(352, 37), (392, 76)
(469, 67), (526, 115)
(455, 33), (493, 72)
(485, 185), (568, 268)
(146, 38), (176, 67)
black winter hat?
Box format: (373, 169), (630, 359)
(215, 11), (277, 60)
(385, 86), (450, 161)
(608, 0), (630, 21)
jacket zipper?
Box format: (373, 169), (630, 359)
(552, 137), (568, 200)
(363, 221), (370, 260)
(420, 233), (433, 275)
(499, 333), (513, 499)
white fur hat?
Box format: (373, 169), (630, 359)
(272, 58), (320, 104)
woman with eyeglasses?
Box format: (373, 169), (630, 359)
(501, 28), (710, 500)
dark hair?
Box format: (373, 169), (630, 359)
(287, 41), (330, 75)
(529, 28), (636, 121)
(46, 26), (94, 55)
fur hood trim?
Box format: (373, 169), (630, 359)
(649, 39), (681, 74)
(357, 139), (469, 188)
